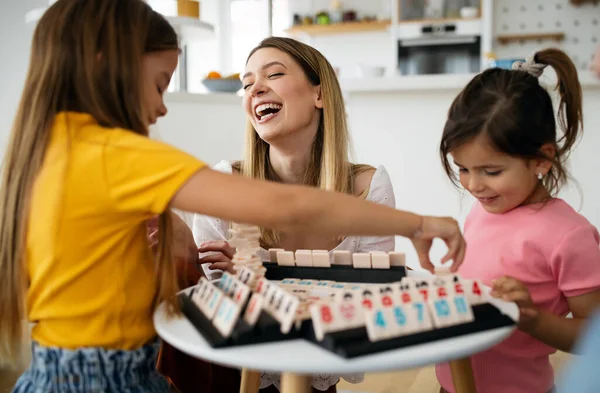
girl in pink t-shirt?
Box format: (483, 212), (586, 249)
(436, 48), (600, 393)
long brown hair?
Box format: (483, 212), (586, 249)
(236, 37), (370, 248)
(0, 0), (179, 365)
(440, 48), (583, 196)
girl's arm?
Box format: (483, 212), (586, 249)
(524, 289), (600, 353)
(170, 168), (465, 270)
(492, 277), (600, 353)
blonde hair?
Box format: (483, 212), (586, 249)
(0, 0), (180, 365)
(235, 37), (371, 248)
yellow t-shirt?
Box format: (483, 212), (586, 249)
(27, 112), (205, 350)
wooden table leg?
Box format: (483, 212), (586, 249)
(239, 368), (261, 393)
(450, 357), (477, 393)
(280, 372), (311, 393)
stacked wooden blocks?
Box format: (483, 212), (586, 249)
(268, 248), (406, 269)
(228, 224), (266, 288)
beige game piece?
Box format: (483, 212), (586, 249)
(201, 285), (224, 320)
(389, 252), (406, 267)
(243, 293), (265, 326)
(364, 308), (394, 341)
(278, 294), (300, 334)
(276, 251), (295, 266)
(309, 301), (343, 341)
(435, 266), (452, 276)
(333, 250), (352, 265)
(255, 277), (270, 295)
(232, 281), (251, 306)
(213, 296), (243, 337)
(408, 299), (434, 331)
(352, 253), (371, 269)
(280, 278), (299, 286)
(371, 252), (391, 269)
(336, 290), (365, 329)
(463, 279), (486, 305)
(451, 294), (475, 324)
(387, 304), (417, 336)
(312, 250), (331, 267)
(294, 250), (313, 267)
(268, 248), (285, 263)
(427, 296), (460, 328)
(192, 278), (210, 307)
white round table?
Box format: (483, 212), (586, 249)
(154, 279), (518, 393)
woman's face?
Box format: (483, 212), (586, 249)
(242, 48), (323, 145)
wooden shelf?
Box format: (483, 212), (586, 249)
(285, 20), (391, 36)
(397, 17), (480, 25)
(497, 33), (565, 45)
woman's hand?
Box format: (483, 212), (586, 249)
(198, 240), (236, 274)
(410, 216), (466, 273)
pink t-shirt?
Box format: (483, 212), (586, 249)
(436, 199), (600, 393)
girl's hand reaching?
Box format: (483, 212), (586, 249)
(411, 216), (466, 273)
(491, 276), (539, 330)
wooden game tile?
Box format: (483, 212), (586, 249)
(387, 303), (419, 337)
(408, 299), (434, 332)
(333, 250), (352, 265)
(213, 295), (243, 337)
(243, 293), (265, 326)
(336, 293), (365, 329)
(295, 249), (313, 267)
(389, 251), (406, 267)
(398, 279), (418, 305)
(201, 285), (225, 320)
(435, 266), (452, 276)
(377, 284), (396, 307)
(365, 307), (395, 341)
(427, 295), (460, 328)
(191, 278), (210, 306)
(276, 251), (295, 266)
(463, 279), (486, 305)
(414, 279), (431, 302)
(255, 277), (270, 295)
(232, 281), (251, 306)
(237, 267), (256, 286)
(370, 252), (391, 269)
(278, 294), (300, 334)
(298, 279), (315, 286)
(359, 287), (381, 311)
(268, 248), (285, 263)
(451, 294), (475, 324)
(309, 301), (343, 341)
(352, 253), (371, 269)
(312, 250), (331, 267)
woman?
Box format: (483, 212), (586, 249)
(161, 37), (396, 393)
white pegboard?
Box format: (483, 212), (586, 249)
(493, 0), (599, 70)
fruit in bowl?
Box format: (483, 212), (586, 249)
(202, 71), (242, 93)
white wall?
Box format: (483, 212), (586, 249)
(0, 0), (45, 163)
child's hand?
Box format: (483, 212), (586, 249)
(491, 276), (539, 330)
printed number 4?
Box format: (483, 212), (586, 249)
(375, 310), (387, 328)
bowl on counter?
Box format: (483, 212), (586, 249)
(201, 78), (243, 93)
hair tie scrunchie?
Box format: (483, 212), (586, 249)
(511, 53), (548, 78)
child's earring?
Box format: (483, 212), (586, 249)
(537, 172), (543, 180)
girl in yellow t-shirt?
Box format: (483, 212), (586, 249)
(0, 1), (465, 392)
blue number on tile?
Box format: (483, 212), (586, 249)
(209, 292), (219, 309)
(413, 302), (424, 323)
(454, 296), (468, 315)
(434, 299), (450, 318)
(225, 305), (233, 323)
(375, 310), (387, 328)
(393, 306), (407, 326)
